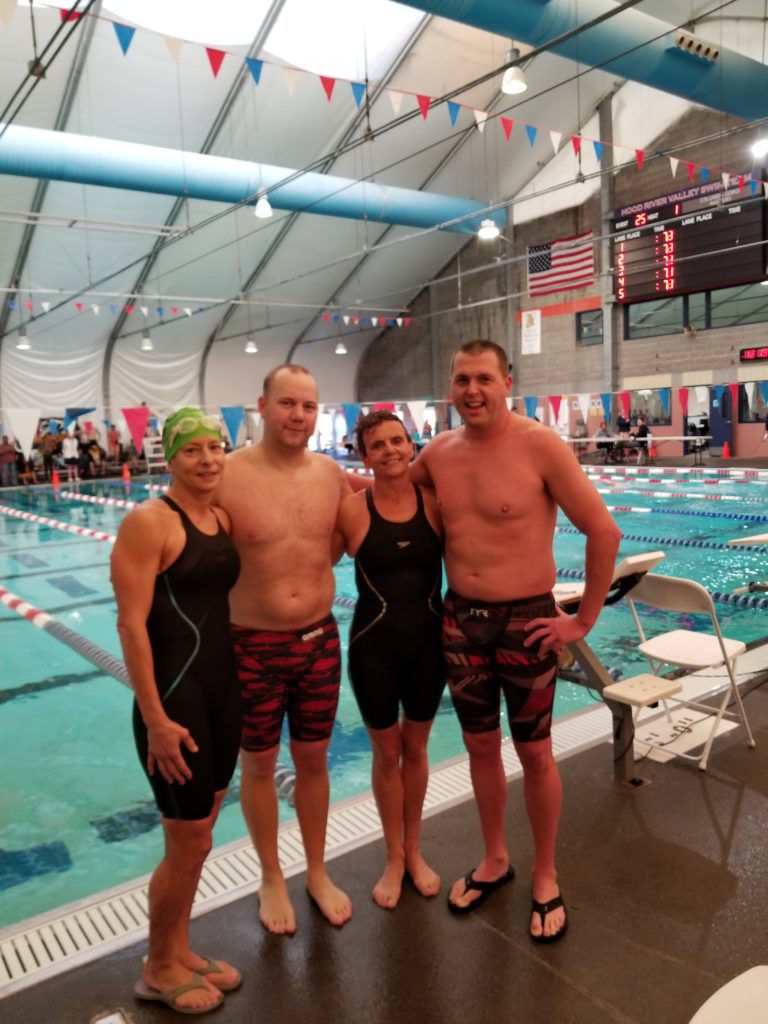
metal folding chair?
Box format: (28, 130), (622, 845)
(625, 573), (756, 771)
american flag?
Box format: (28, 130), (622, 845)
(527, 229), (595, 297)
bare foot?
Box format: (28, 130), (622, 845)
(138, 964), (222, 1012)
(530, 873), (566, 940)
(405, 851), (440, 898)
(306, 871), (352, 926)
(186, 954), (242, 991)
(372, 860), (405, 909)
(258, 876), (297, 935)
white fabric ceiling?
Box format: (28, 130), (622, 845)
(0, 0), (765, 419)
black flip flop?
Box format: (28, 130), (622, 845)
(447, 866), (515, 915)
(530, 892), (568, 943)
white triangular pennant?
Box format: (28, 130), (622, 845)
(164, 36), (183, 62)
(694, 386), (709, 404)
(184, 307), (192, 316)
(396, 317), (403, 327)
(473, 110), (489, 133)
(722, 172), (730, 189)
(577, 393), (590, 422)
(4, 408), (41, 458)
(140, 306), (148, 316)
(669, 156), (679, 177)
(549, 130), (562, 155)
(282, 67), (297, 95)
(389, 91), (404, 115)
(0, 0), (17, 28)
(91, 304), (100, 315)
(41, 301), (50, 312)
(371, 316), (378, 327)
(342, 315), (350, 326)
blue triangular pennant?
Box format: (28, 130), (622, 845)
(6, 300), (14, 310)
(156, 306), (164, 317)
(113, 23), (136, 56)
(525, 124), (537, 147)
(524, 396), (538, 419)
(600, 392), (612, 422)
(593, 141), (604, 162)
(220, 405), (246, 447)
(245, 58), (263, 85)
(447, 101), (460, 127)
(700, 167), (709, 183)
(350, 81), (366, 107)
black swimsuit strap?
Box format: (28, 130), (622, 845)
(160, 494), (223, 534)
(365, 484), (423, 523)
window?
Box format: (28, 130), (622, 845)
(625, 296), (683, 339)
(711, 283), (768, 329)
(738, 382), (768, 424)
(631, 389), (672, 426)
(576, 309), (603, 345)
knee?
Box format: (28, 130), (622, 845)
(464, 729), (502, 761)
(291, 742), (329, 777)
(516, 740), (555, 776)
(241, 749), (279, 783)
(401, 734), (426, 766)
(168, 820), (213, 866)
(372, 742), (402, 775)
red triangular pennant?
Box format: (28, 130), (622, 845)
(206, 48), (226, 78)
(416, 95), (431, 119)
(738, 174), (745, 192)
(60, 9), (83, 21)
(571, 135), (582, 156)
(635, 148), (645, 170)
(500, 117), (513, 141)
(319, 75), (336, 101)
(125, 304), (134, 315)
(686, 162), (696, 183)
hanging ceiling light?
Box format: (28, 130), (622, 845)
(334, 341), (348, 355)
(254, 190), (273, 218)
(141, 330), (154, 351)
(16, 327), (30, 350)
(477, 218), (500, 240)
(751, 138), (768, 158)
(501, 47), (527, 95)
(245, 335), (258, 353)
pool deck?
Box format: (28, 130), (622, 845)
(3, 673), (768, 1024)
(2, 454), (768, 1023)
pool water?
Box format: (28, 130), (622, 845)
(1, 472), (767, 927)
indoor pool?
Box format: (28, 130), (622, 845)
(1, 469), (767, 928)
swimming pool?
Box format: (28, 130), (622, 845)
(1, 469), (767, 927)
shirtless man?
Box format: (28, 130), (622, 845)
(410, 340), (621, 942)
(217, 365), (353, 933)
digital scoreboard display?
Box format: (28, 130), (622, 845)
(613, 182), (765, 303)
(740, 346), (768, 362)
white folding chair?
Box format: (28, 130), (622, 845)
(625, 573), (756, 771)
(689, 965), (768, 1023)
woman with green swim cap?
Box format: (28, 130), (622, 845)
(112, 406), (244, 1014)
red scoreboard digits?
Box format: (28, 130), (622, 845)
(613, 188), (765, 303)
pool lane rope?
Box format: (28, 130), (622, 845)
(557, 524), (768, 554)
(0, 502), (116, 542)
(595, 486), (768, 505)
(59, 490), (137, 509)
(554, 567), (768, 610)
(581, 465), (768, 479)
(0, 584), (131, 686)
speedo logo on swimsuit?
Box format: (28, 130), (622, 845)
(470, 608), (491, 618)
(396, 541), (411, 548)
(302, 627), (325, 641)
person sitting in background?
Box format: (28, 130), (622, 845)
(593, 420), (614, 462)
(631, 415), (651, 466)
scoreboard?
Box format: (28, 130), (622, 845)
(613, 182), (766, 303)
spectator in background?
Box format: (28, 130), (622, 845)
(0, 435), (17, 486)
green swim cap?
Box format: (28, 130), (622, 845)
(162, 407), (223, 462)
